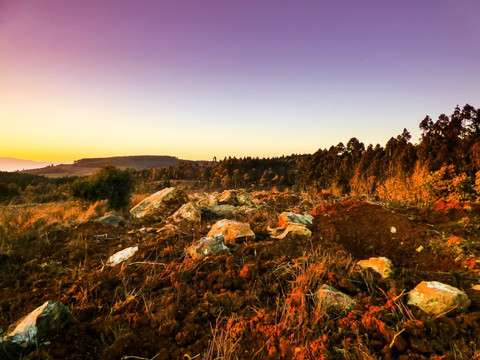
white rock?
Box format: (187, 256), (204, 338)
(107, 246), (138, 266)
(407, 281), (471, 316)
(390, 227), (396, 234)
(167, 202), (201, 225)
(130, 187), (188, 220)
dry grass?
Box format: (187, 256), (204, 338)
(130, 193), (150, 207)
(0, 200), (108, 253)
(275, 247), (356, 338)
(202, 314), (240, 360)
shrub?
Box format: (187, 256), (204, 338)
(71, 165), (134, 210)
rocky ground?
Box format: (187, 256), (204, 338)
(2, 189), (480, 359)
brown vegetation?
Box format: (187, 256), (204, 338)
(1, 189), (480, 359)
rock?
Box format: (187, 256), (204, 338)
(407, 281), (471, 316)
(235, 205), (258, 217)
(197, 192), (220, 207)
(390, 227), (397, 234)
(206, 219), (255, 244)
(130, 187), (188, 220)
(357, 257), (394, 278)
(316, 285), (356, 314)
(96, 215), (125, 227)
(107, 246), (138, 266)
(268, 223), (312, 240)
(167, 202), (201, 226)
(0, 301), (76, 358)
(187, 235), (229, 260)
(278, 212), (313, 227)
(217, 189), (253, 206)
(202, 205), (237, 219)
(219, 190), (238, 205)
(236, 190), (253, 206)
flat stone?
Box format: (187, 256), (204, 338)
(205, 205), (237, 218)
(268, 223), (312, 240)
(206, 219), (255, 244)
(107, 246), (138, 266)
(357, 257), (394, 278)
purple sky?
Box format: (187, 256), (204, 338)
(1, 0), (479, 162)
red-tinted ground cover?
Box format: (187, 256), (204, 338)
(2, 195), (480, 359)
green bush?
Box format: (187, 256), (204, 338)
(71, 165), (134, 210)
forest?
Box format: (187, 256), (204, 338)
(2, 104), (479, 205)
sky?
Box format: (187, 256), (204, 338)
(1, 0), (479, 163)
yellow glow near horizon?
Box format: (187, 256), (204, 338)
(0, 69), (323, 163)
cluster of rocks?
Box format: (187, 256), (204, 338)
(122, 187), (475, 318)
(7, 186), (479, 358)
(105, 188), (476, 319)
(356, 256), (471, 316)
(304, 255), (473, 317)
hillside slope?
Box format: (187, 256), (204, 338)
(23, 155), (206, 177)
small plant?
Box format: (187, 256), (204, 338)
(71, 165), (135, 210)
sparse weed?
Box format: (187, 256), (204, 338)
(202, 314), (240, 360)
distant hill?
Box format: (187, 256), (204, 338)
(23, 155), (206, 177)
(0, 157), (57, 172)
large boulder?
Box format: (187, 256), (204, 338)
(407, 281), (471, 316)
(167, 202), (201, 227)
(357, 257), (394, 278)
(316, 285), (356, 315)
(0, 301), (76, 358)
(278, 212), (313, 227)
(187, 234), (230, 260)
(130, 188), (188, 221)
(107, 246), (138, 266)
(206, 219), (255, 244)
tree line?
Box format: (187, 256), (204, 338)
(2, 104), (479, 206)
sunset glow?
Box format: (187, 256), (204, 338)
(1, 0), (479, 162)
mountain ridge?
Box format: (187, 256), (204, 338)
(20, 155), (208, 177)
(0, 157), (58, 172)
